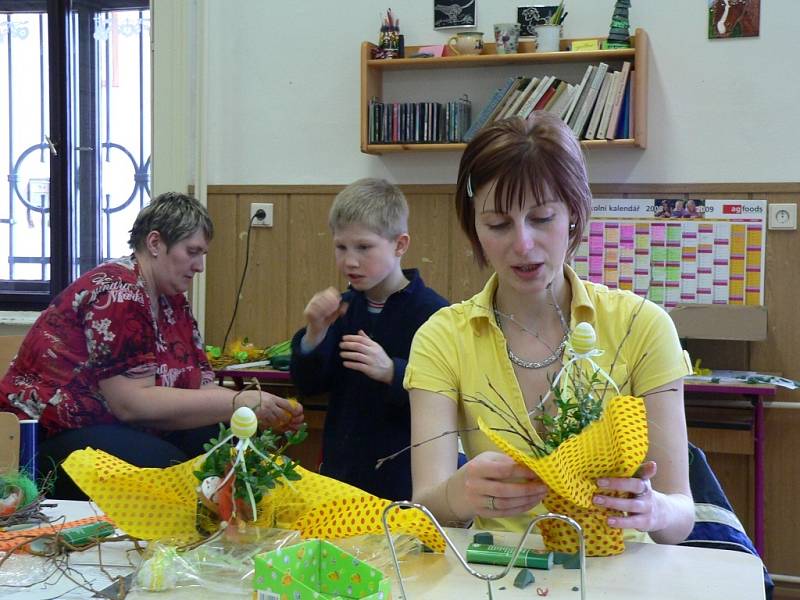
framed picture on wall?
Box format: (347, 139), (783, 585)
(708, 0), (760, 39)
(434, 0), (476, 30)
(517, 5), (559, 37)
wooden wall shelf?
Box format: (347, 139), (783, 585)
(361, 29), (648, 154)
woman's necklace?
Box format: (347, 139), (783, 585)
(493, 285), (570, 370)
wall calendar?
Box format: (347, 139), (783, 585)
(572, 199), (767, 307)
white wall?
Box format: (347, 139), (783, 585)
(156, 0), (800, 187)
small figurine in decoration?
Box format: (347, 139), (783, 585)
(605, 0), (631, 49)
(193, 406), (307, 533)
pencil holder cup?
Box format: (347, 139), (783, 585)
(493, 23), (521, 54)
(378, 27), (401, 58)
(534, 24), (561, 52)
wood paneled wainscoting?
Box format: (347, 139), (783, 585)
(205, 183), (800, 586)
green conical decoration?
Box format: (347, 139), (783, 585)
(605, 0), (631, 49)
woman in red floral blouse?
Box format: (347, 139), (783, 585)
(0, 192), (303, 498)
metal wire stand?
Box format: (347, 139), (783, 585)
(381, 501), (586, 600)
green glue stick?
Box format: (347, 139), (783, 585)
(466, 543), (553, 570)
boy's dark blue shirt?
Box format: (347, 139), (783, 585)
(290, 269), (448, 501)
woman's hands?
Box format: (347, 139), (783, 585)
(462, 451), (549, 518)
(593, 461), (664, 532)
(234, 390), (305, 432)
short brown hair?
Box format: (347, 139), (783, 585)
(128, 192), (213, 251)
(455, 113), (591, 267)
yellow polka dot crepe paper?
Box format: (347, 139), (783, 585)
(62, 449), (200, 543)
(62, 450), (445, 551)
(478, 395), (648, 556)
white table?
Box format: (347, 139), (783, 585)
(0, 501), (766, 600)
(398, 528), (766, 599)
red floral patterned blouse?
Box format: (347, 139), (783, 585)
(0, 256), (215, 437)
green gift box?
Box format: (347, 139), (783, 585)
(253, 539), (391, 600)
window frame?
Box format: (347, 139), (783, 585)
(0, 0), (149, 310)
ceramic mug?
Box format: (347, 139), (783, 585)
(534, 24), (561, 52)
(494, 23), (521, 54)
(447, 32), (484, 55)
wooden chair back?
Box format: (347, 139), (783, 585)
(0, 413), (19, 474)
(0, 336), (25, 473)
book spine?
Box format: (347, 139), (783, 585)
(486, 77), (523, 125)
(542, 80), (566, 112)
(596, 71), (620, 139)
(571, 62), (608, 138)
(552, 84), (576, 119)
(518, 75), (553, 120)
(533, 84), (558, 112)
(566, 66), (596, 129)
(628, 77), (635, 138)
(506, 77), (539, 118)
(604, 61), (631, 140)
(463, 76), (517, 142)
(585, 71), (612, 140)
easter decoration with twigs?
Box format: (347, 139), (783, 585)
(193, 405), (308, 532)
(375, 297), (652, 556)
(474, 305), (651, 556)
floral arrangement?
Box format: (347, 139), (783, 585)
(473, 307), (650, 556)
(468, 320), (623, 458)
(193, 407), (307, 532)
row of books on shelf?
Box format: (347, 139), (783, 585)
(463, 61), (634, 142)
(368, 98), (471, 144)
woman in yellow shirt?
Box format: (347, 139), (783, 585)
(404, 112), (694, 543)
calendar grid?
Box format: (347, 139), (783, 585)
(572, 199), (766, 307)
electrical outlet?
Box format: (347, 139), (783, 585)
(768, 203), (797, 230)
(250, 203), (273, 227)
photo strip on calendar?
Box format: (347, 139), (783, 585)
(572, 199), (766, 308)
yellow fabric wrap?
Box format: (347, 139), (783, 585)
(478, 395), (648, 556)
(61, 449), (445, 552)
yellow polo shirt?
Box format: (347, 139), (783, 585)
(404, 266), (692, 533)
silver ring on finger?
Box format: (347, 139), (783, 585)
(486, 495), (496, 511)
(634, 479), (651, 498)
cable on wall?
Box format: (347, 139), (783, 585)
(221, 209), (265, 353)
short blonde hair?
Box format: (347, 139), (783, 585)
(455, 113), (592, 267)
(329, 178), (408, 239)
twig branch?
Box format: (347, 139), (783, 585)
(601, 294), (648, 400)
(374, 427), (478, 470)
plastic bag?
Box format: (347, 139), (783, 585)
(331, 533), (422, 576)
(131, 526), (301, 594)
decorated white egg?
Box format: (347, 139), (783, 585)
(570, 322), (596, 355)
(231, 406), (258, 439)
(199, 476), (222, 501)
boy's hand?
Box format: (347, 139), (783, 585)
(303, 287), (348, 348)
(339, 329), (394, 384)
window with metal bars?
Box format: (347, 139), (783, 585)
(0, 0), (150, 310)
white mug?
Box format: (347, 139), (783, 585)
(534, 24), (561, 53)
